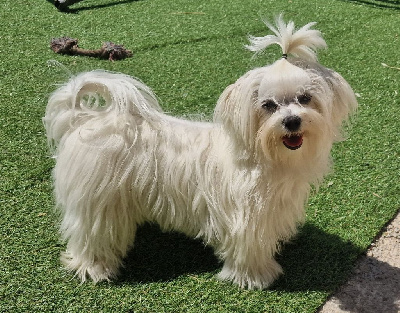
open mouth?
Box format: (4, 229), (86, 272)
(282, 134), (303, 150)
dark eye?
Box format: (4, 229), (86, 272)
(297, 93), (312, 105)
(261, 99), (278, 112)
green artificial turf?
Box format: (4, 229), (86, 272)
(1, 0), (399, 312)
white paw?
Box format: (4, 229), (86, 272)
(61, 251), (119, 283)
(217, 260), (283, 290)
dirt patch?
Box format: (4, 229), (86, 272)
(319, 210), (400, 313)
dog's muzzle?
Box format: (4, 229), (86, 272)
(282, 116), (303, 150)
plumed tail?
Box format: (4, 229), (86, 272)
(43, 70), (161, 150)
(246, 14), (327, 61)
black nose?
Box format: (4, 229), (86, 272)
(282, 116), (302, 132)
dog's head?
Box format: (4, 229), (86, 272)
(214, 15), (357, 167)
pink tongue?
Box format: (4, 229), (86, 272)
(283, 135), (303, 148)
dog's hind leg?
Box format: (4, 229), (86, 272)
(54, 129), (139, 282)
(60, 215), (138, 283)
(58, 183), (139, 283)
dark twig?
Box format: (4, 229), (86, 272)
(50, 37), (133, 61)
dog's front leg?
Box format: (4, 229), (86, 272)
(217, 237), (283, 290)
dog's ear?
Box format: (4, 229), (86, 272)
(325, 70), (358, 140)
(214, 83), (235, 124)
(214, 77), (260, 159)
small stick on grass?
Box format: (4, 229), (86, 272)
(381, 63), (400, 71)
(50, 37), (133, 61)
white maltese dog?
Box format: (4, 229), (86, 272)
(44, 16), (357, 289)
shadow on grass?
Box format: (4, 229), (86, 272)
(273, 223), (362, 292)
(116, 220), (400, 312)
(343, 0), (400, 10)
(46, 0), (143, 13)
(118, 223), (221, 283)
(117, 222), (364, 293)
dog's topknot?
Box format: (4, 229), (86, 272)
(246, 14), (327, 62)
